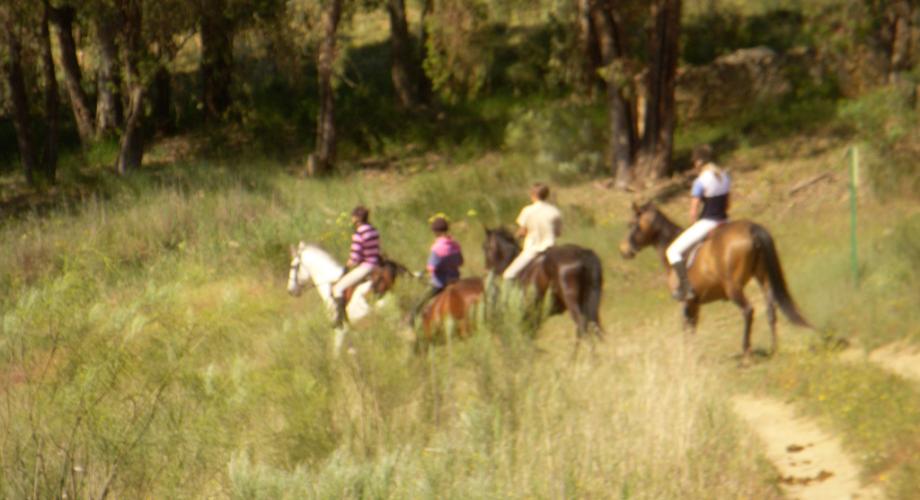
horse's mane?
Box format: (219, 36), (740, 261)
(298, 243), (343, 268)
(487, 226), (518, 247)
(638, 202), (683, 242)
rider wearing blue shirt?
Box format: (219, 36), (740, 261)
(411, 216), (464, 326)
(666, 144), (731, 301)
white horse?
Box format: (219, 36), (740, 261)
(288, 242), (374, 354)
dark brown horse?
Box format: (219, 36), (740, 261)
(417, 229), (605, 352)
(619, 202), (810, 361)
(483, 227), (605, 346)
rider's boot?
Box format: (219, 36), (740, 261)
(672, 261), (695, 301)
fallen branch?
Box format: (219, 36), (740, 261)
(788, 172), (833, 196)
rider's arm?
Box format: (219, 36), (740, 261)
(347, 232), (361, 268)
(689, 196), (702, 221)
(515, 206), (529, 239)
(689, 176), (705, 221)
(725, 192), (731, 213)
(553, 216), (562, 237)
(427, 249), (439, 278)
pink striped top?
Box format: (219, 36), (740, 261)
(349, 223), (381, 266)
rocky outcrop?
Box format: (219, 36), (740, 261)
(675, 46), (825, 120)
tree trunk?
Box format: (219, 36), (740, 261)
(200, 0), (233, 120)
(3, 24), (38, 185)
(116, 0), (146, 175)
(590, 0), (636, 188)
(387, 0), (418, 108)
(639, 0), (681, 179)
(416, 0), (434, 103)
(311, 0), (343, 176)
(94, 9), (124, 134)
(49, 4), (96, 144)
(41, 0), (60, 182)
(117, 84), (146, 174)
(885, 1), (914, 80)
(152, 65), (174, 135)
(576, 0), (603, 96)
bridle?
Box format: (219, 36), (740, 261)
(623, 222), (640, 257)
(289, 255), (315, 292)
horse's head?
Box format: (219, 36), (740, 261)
(620, 201), (662, 259)
(483, 227), (520, 274)
(287, 242), (312, 296)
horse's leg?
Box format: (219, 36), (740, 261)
(333, 326), (348, 358)
(757, 276), (778, 356)
(728, 289), (755, 365)
(416, 297), (443, 355)
(560, 283), (589, 358)
(682, 300), (700, 334)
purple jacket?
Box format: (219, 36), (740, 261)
(427, 236), (463, 288)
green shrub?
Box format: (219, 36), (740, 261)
(838, 82), (920, 198)
(504, 103), (606, 178)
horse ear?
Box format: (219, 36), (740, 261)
(631, 201), (640, 214)
(290, 244), (296, 257)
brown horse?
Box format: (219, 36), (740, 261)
(619, 202), (810, 361)
(484, 227), (605, 347)
(417, 277), (486, 350)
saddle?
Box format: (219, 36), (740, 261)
(337, 255), (398, 305)
(684, 221), (728, 269)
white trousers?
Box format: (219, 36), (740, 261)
(503, 247), (542, 279)
(332, 263), (374, 298)
(666, 219), (721, 265)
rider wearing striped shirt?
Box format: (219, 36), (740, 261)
(332, 206), (381, 326)
(666, 144), (731, 301)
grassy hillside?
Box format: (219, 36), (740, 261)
(1, 0), (918, 490)
(1, 88), (918, 498)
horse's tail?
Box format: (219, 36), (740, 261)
(582, 249), (605, 335)
(380, 254), (409, 276)
(751, 224), (811, 328)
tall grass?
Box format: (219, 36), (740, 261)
(1, 126), (917, 497)
(227, 301), (780, 499)
(0, 156), (778, 498)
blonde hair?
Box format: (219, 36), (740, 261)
(701, 162), (724, 181)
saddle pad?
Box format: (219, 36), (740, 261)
(686, 220), (728, 269)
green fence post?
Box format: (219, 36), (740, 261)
(849, 146), (860, 286)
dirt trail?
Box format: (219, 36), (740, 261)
(867, 341), (920, 384)
(732, 395), (883, 500)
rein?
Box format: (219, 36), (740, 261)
(654, 213), (683, 251)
